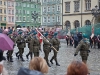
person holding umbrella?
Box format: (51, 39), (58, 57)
(6, 30), (15, 62)
(16, 31), (26, 61)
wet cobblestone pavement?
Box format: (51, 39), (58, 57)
(3, 40), (100, 75)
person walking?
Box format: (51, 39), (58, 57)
(50, 32), (60, 66)
(30, 30), (41, 57)
(26, 32), (33, 59)
(43, 32), (52, 67)
(16, 31), (26, 61)
(6, 31), (15, 62)
(74, 34), (90, 64)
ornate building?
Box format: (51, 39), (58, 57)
(41, 0), (62, 28)
(63, 0), (99, 30)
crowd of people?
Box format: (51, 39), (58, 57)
(0, 26), (94, 75)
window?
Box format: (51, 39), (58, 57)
(12, 17), (14, 22)
(27, 11), (29, 14)
(57, 5), (60, 11)
(16, 2), (18, 6)
(0, 1), (2, 5)
(19, 17), (21, 21)
(65, 21), (71, 29)
(8, 17), (11, 22)
(48, 17), (50, 23)
(16, 17), (18, 21)
(23, 17), (26, 21)
(4, 1), (6, 5)
(74, 1), (80, 12)
(4, 9), (6, 14)
(43, 17), (46, 23)
(8, 10), (11, 14)
(52, 16), (55, 22)
(57, 16), (60, 22)
(43, 7), (46, 13)
(12, 10), (14, 14)
(8, 2), (10, 6)
(48, 7), (50, 12)
(65, 2), (70, 12)
(0, 9), (2, 13)
(0, 16), (2, 21)
(52, 6), (55, 12)
(74, 20), (80, 28)
(23, 10), (26, 14)
(35, 5), (37, 8)
(85, 20), (91, 25)
(16, 10), (18, 14)
(85, 0), (91, 10)
(19, 10), (21, 14)
(27, 4), (29, 7)
(12, 2), (14, 6)
(43, 0), (46, 2)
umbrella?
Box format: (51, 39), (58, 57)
(0, 33), (14, 51)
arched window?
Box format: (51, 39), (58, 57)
(85, 20), (91, 25)
(65, 21), (71, 29)
(74, 20), (80, 28)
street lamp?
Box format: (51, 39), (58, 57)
(31, 11), (38, 27)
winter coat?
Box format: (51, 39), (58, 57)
(17, 67), (43, 75)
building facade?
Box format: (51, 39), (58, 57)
(63, 0), (99, 30)
(15, 0), (41, 27)
(6, 0), (16, 28)
(0, 0), (6, 27)
(41, 0), (62, 28)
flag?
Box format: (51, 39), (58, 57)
(36, 29), (43, 44)
(91, 27), (94, 39)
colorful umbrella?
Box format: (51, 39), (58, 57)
(0, 33), (14, 51)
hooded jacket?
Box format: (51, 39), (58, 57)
(17, 67), (43, 75)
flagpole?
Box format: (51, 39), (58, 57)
(36, 28), (58, 53)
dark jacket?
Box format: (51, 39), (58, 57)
(17, 67), (43, 75)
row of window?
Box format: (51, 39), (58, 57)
(43, 5), (60, 13)
(65, 20), (91, 29)
(65, 0), (91, 12)
(16, 10), (40, 15)
(0, 9), (6, 14)
(0, 1), (6, 5)
(16, 2), (37, 8)
(8, 9), (14, 15)
(43, 0), (60, 2)
(43, 16), (60, 23)
(16, 16), (41, 22)
(0, 16), (6, 21)
(7, 1), (14, 7)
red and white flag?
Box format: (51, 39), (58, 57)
(36, 29), (43, 44)
(91, 27), (94, 39)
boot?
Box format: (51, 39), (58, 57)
(10, 57), (13, 62)
(26, 55), (29, 59)
(17, 55), (20, 60)
(50, 59), (53, 64)
(47, 62), (51, 67)
(7, 56), (10, 61)
(30, 52), (32, 59)
(56, 61), (60, 66)
(16, 52), (18, 57)
(20, 56), (25, 62)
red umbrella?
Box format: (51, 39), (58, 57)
(0, 33), (14, 51)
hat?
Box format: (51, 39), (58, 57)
(0, 50), (6, 62)
(53, 32), (58, 36)
(27, 32), (31, 35)
(44, 32), (48, 37)
(18, 31), (23, 35)
(17, 67), (43, 75)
